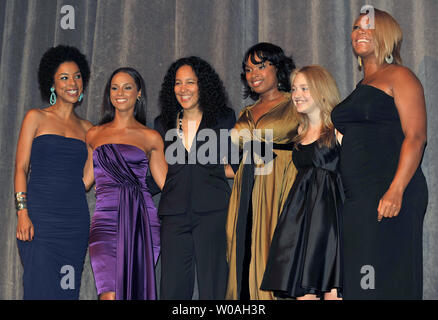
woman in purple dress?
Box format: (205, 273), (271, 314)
(85, 67), (167, 300)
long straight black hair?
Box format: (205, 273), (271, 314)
(100, 67), (147, 125)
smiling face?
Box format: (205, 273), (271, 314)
(244, 54), (279, 96)
(174, 65), (200, 111)
(52, 61), (83, 104)
(110, 72), (141, 112)
(351, 14), (376, 58)
(291, 72), (318, 117)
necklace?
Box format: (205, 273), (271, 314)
(176, 110), (184, 139)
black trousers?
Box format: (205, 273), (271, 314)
(160, 208), (228, 300)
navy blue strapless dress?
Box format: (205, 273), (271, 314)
(17, 134), (90, 299)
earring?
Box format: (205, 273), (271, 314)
(50, 87), (56, 105)
(385, 54), (394, 64)
(357, 56), (362, 68)
(78, 93), (83, 102)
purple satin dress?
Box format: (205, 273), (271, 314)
(89, 144), (160, 300)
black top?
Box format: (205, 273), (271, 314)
(331, 83), (406, 198)
(154, 109), (236, 215)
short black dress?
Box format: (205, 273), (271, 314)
(261, 141), (343, 298)
(331, 83), (428, 299)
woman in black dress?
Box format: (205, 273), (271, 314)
(331, 8), (428, 299)
(261, 65), (343, 300)
(155, 56), (235, 299)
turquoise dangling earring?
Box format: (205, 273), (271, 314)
(49, 87), (56, 105)
(78, 92), (83, 102)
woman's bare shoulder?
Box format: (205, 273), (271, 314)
(24, 107), (46, 119)
(139, 126), (164, 151)
(387, 65), (419, 83)
(21, 108), (47, 129)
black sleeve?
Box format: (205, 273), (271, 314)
(146, 174), (161, 196)
(225, 108), (237, 130)
(154, 116), (166, 140)
(222, 109), (240, 173)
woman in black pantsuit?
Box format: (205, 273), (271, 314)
(155, 56), (236, 299)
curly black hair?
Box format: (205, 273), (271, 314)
(158, 56), (232, 130)
(100, 67), (147, 125)
(38, 45), (90, 102)
(241, 42), (295, 101)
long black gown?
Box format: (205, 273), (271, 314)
(261, 141), (344, 298)
(331, 83), (428, 299)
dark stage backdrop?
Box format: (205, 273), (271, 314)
(1, 0), (437, 300)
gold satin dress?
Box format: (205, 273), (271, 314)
(226, 92), (299, 300)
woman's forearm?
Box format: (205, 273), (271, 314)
(14, 165), (29, 217)
(14, 166), (28, 194)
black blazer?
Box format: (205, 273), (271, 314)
(154, 109), (236, 215)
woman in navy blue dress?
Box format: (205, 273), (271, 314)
(14, 45), (93, 299)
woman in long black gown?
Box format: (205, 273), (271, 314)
(331, 8), (428, 299)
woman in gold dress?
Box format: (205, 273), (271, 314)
(226, 43), (299, 300)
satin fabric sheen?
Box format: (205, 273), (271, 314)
(226, 92), (299, 300)
(89, 144), (160, 300)
(17, 134), (90, 299)
(261, 141), (344, 298)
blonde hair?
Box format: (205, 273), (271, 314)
(290, 65), (341, 148)
(359, 8), (403, 65)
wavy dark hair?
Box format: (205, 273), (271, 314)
(158, 56), (231, 130)
(241, 42), (295, 101)
(38, 45), (90, 103)
(100, 67), (147, 125)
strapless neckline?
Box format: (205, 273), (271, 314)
(357, 83), (394, 101)
(33, 134), (86, 144)
(93, 143), (147, 157)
